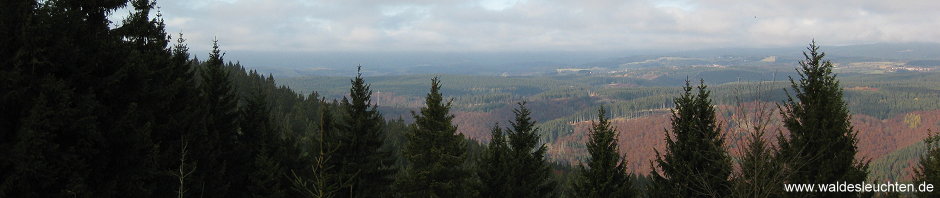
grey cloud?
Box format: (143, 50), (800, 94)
(143, 0), (940, 52)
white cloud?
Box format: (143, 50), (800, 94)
(479, 0), (526, 11)
(136, 0), (940, 52)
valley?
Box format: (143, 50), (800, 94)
(279, 55), (940, 182)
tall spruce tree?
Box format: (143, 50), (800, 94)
(1, 0), (340, 196)
(0, 0), (32, 136)
(240, 86), (287, 198)
(914, 130), (940, 198)
(732, 119), (787, 197)
(384, 117), (411, 170)
(69, 0), (161, 195)
(194, 39), (242, 198)
(0, 0), (31, 66)
(650, 80), (732, 198)
(775, 42), (868, 197)
(572, 106), (634, 198)
(0, 1), (32, 194)
(478, 124), (511, 198)
(150, 32), (211, 198)
(291, 107), (344, 198)
(505, 102), (557, 198)
(398, 77), (474, 197)
(333, 66), (395, 198)
(1, 0), (160, 196)
(112, 0), (184, 195)
(117, 1), (213, 196)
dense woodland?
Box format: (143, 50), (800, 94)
(4, 0), (940, 197)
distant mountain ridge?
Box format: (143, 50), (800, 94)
(236, 42), (940, 77)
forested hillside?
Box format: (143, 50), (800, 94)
(0, 0), (417, 196)
(5, 0), (940, 197)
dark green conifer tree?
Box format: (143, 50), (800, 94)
(240, 86), (287, 198)
(0, 78), (102, 197)
(478, 124), (511, 198)
(649, 80), (732, 198)
(572, 106), (634, 198)
(0, 2), (33, 193)
(505, 102), (556, 198)
(292, 107), (347, 198)
(398, 77), (474, 197)
(290, 105), (351, 198)
(0, 0), (32, 66)
(775, 42), (868, 197)
(117, 1), (213, 196)
(157, 31), (204, 177)
(915, 130), (940, 198)
(194, 39), (242, 198)
(1, 1), (338, 197)
(332, 66), (396, 198)
(731, 95), (784, 198)
(2, 0), (158, 196)
(384, 117), (411, 170)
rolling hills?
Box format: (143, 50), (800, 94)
(278, 56), (940, 182)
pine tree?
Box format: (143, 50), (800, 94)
(384, 117), (410, 170)
(914, 130), (940, 198)
(332, 66), (396, 198)
(505, 101), (556, 198)
(139, 31), (209, 198)
(572, 106), (634, 198)
(732, 118), (785, 197)
(0, 1), (32, 194)
(291, 108), (344, 198)
(775, 41), (868, 197)
(240, 86), (287, 198)
(650, 80), (732, 197)
(1, 0), (161, 196)
(116, 1), (211, 195)
(0, 78), (102, 197)
(478, 124), (511, 198)
(1, 1), (346, 197)
(194, 39), (242, 198)
(0, 0), (32, 70)
(398, 77), (474, 197)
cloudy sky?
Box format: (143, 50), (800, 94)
(138, 0), (940, 52)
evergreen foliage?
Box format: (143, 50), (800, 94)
(729, 85), (785, 198)
(775, 42), (869, 197)
(478, 124), (511, 197)
(1, 0), (159, 196)
(650, 80), (732, 198)
(333, 66), (396, 198)
(193, 39), (243, 198)
(0, 1), (344, 196)
(572, 106), (634, 198)
(505, 102), (557, 198)
(153, 31), (206, 197)
(732, 107), (786, 197)
(291, 108), (344, 198)
(1, 0), (926, 197)
(384, 117), (411, 170)
(914, 130), (940, 198)
(240, 86), (286, 198)
(732, 116), (785, 197)
(398, 77), (475, 197)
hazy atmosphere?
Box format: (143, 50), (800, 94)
(149, 0), (940, 52)
(7, 0), (940, 197)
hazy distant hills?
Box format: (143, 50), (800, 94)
(235, 42), (940, 77)
(278, 61), (940, 181)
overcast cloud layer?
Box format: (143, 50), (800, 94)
(136, 0), (940, 52)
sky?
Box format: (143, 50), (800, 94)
(129, 0), (940, 53)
